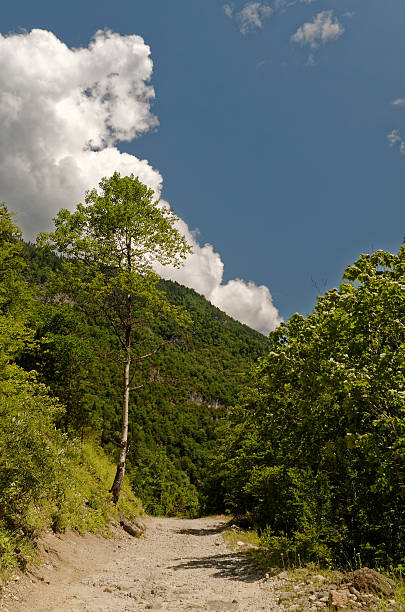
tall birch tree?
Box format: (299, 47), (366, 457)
(38, 173), (191, 503)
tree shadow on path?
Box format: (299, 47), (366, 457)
(174, 524), (227, 537)
(170, 552), (261, 583)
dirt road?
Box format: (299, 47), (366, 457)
(1, 517), (283, 612)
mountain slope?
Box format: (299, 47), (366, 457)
(21, 243), (268, 515)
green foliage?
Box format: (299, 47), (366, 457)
(0, 204), (142, 578)
(130, 446), (200, 517)
(0, 369), (69, 530)
(0, 203), (28, 313)
(44, 439), (143, 535)
(38, 173), (193, 502)
(216, 246), (405, 568)
(0, 204), (36, 377)
(19, 241), (267, 516)
(0, 392), (143, 576)
(0, 351), (142, 574)
(23, 302), (103, 433)
(37, 172), (192, 338)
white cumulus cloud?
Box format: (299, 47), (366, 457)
(0, 28), (281, 335)
(291, 10), (344, 48)
(392, 98), (405, 107)
(211, 280), (280, 335)
(155, 218), (282, 335)
(0, 28), (161, 236)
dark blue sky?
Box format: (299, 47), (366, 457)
(2, 0), (404, 320)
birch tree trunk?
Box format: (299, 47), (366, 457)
(110, 332), (131, 504)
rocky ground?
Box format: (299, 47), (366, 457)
(0, 517), (402, 611)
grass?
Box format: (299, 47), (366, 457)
(56, 438), (144, 533)
(387, 571), (405, 611)
(222, 528), (260, 548)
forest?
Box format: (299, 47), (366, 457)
(0, 174), (404, 577)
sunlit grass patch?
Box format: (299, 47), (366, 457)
(222, 527), (260, 548)
(0, 436), (143, 582)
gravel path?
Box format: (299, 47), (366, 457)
(1, 517), (283, 612)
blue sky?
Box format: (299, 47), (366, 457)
(1, 0), (404, 331)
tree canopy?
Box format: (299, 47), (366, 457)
(214, 246), (405, 567)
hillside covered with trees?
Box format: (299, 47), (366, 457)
(0, 173), (404, 579)
(20, 245), (267, 518)
(0, 182), (267, 574)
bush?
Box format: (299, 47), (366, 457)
(130, 446), (200, 517)
(216, 246), (405, 568)
(0, 370), (143, 576)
